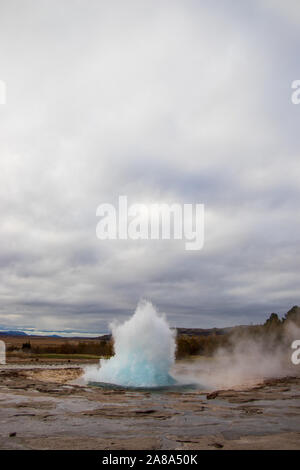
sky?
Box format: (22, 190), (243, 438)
(0, 0), (299, 334)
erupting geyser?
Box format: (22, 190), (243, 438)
(84, 301), (176, 388)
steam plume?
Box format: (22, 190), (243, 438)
(84, 300), (176, 387)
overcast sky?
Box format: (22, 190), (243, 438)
(0, 0), (299, 333)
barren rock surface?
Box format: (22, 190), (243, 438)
(0, 365), (299, 450)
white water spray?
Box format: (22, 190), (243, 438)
(84, 301), (176, 388)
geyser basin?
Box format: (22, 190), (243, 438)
(84, 300), (177, 388)
(88, 381), (199, 392)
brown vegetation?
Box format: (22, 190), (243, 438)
(4, 336), (113, 359)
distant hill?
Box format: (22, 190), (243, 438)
(97, 326), (240, 341)
(176, 327), (231, 337)
(175, 325), (255, 337)
(0, 330), (28, 337)
(97, 334), (112, 341)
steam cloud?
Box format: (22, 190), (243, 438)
(84, 300), (176, 387)
(174, 322), (300, 389)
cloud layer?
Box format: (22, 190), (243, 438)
(0, 1), (299, 332)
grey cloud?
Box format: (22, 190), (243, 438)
(0, 0), (299, 333)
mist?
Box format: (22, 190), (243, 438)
(174, 321), (300, 389)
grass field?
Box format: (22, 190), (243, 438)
(31, 353), (102, 360)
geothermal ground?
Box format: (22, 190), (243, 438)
(0, 362), (299, 450)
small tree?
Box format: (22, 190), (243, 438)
(264, 313), (281, 328)
(283, 306), (300, 325)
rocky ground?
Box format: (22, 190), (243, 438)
(0, 365), (299, 450)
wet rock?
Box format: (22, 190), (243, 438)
(0, 366), (299, 450)
(206, 391), (220, 399)
(209, 442), (224, 449)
